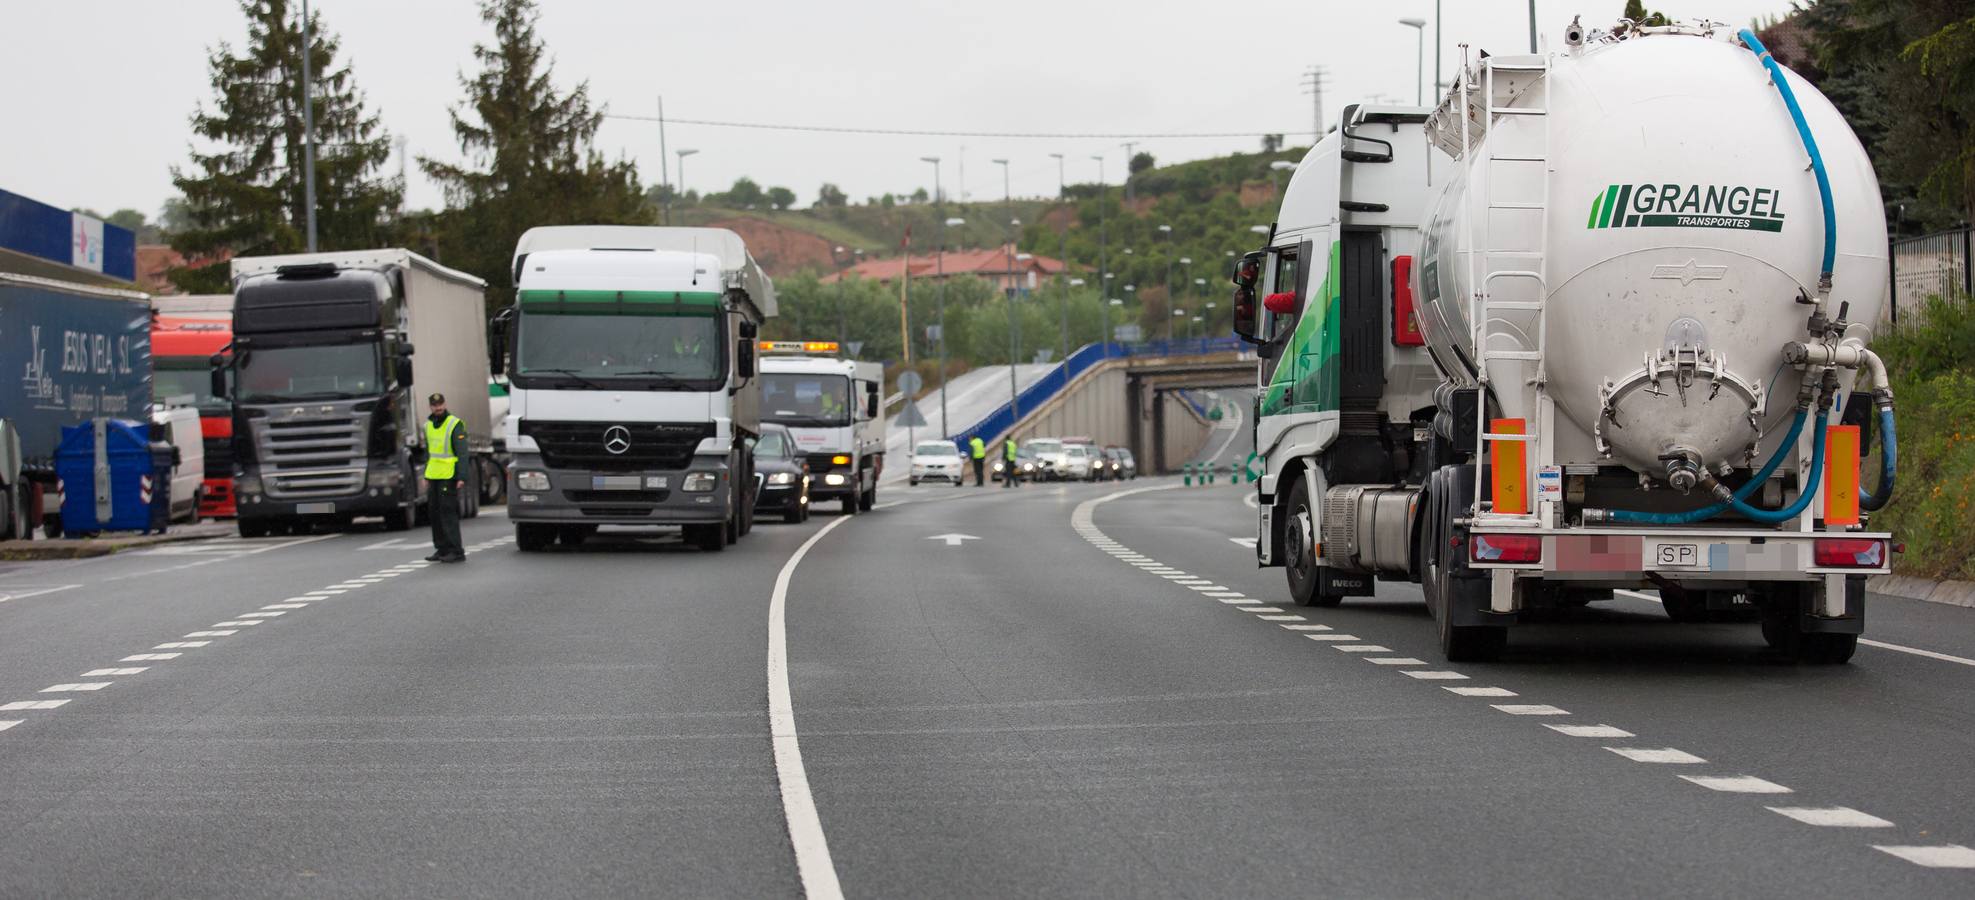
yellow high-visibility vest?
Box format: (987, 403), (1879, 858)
(969, 437), (986, 459)
(424, 415), (462, 480)
(1003, 439), (1018, 461)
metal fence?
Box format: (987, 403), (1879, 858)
(1889, 227), (1972, 329)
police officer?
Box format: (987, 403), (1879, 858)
(1001, 437), (1020, 488)
(968, 435), (987, 486)
(422, 393), (467, 563)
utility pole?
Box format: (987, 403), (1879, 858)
(1159, 224), (1174, 341)
(922, 155), (952, 437)
(1092, 155), (1109, 346)
(1301, 66), (1328, 137)
(300, 0), (318, 252)
(395, 136), (407, 215)
(1121, 141), (1137, 205)
(1048, 151), (1069, 363)
(657, 96), (670, 225)
(995, 159), (1019, 420)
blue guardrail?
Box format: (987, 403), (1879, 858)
(946, 337), (1245, 451)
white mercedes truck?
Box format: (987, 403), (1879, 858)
(496, 226), (774, 552)
(1240, 21), (1897, 663)
(759, 345), (884, 514)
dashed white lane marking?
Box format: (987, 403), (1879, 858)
(238, 611), (286, 618)
(1281, 624), (1332, 632)
(281, 596), (320, 602)
(1872, 845), (1975, 867)
(156, 641), (210, 649)
(1768, 807), (1894, 828)
(0, 721), (17, 731)
(1546, 724), (1634, 738)
(1335, 645), (1391, 653)
(1258, 615), (1306, 622)
(1403, 670), (1470, 680)
(1216, 597), (1255, 605)
(0, 700), (68, 710)
(1447, 686), (1518, 697)
(306, 589), (346, 596)
(82, 668), (147, 677)
(44, 683), (111, 692)
(1680, 775), (1792, 794)
(185, 630), (236, 637)
(1187, 585), (1232, 592)
(1858, 639), (1975, 668)
(1238, 606), (1285, 613)
(767, 511), (852, 900)
(263, 603), (308, 610)
(123, 653), (180, 661)
(1492, 703), (1568, 715)
(1367, 657), (1427, 666)
(1304, 634), (1363, 642)
(213, 620), (259, 627)
(1203, 591), (1246, 598)
(1606, 747), (1707, 764)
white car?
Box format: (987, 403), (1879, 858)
(909, 440), (966, 486)
(1023, 438), (1068, 480)
(1061, 443), (1099, 481)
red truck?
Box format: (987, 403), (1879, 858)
(151, 312), (236, 518)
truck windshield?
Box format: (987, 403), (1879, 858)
(236, 343), (382, 402)
(515, 303), (724, 387)
(762, 373), (851, 427)
(153, 362), (227, 413)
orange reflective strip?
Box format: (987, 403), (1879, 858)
(1490, 418), (1528, 514)
(1824, 424), (1860, 526)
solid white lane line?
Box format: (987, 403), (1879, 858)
(82, 668), (147, 677)
(156, 641), (210, 649)
(41, 683), (110, 692)
(1305, 634), (1362, 642)
(1605, 747), (1706, 764)
(767, 512), (851, 900)
(1492, 704), (1568, 715)
(1767, 807), (1894, 828)
(1335, 645), (1391, 653)
(184, 630), (236, 637)
(1545, 724), (1634, 738)
(0, 700), (68, 710)
(1858, 638), (1975, 668)
(1258, 615), (1306, 622)
(1680, 775), (1792, 794)
(1872, 845), (1975, 868)
(1403, 670), (1470, 680)
(1447, 686), (1517, 697)
(122, 653), (180, 661)
(0, 721), (18, 731)
(1281, 624), (1332, 632)
(1367, 657), (1427, 666)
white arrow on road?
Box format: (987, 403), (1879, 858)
(925, 533), (981, 547)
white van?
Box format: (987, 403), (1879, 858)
(149, 406), (206, 523)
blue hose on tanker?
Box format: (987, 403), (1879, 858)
(1861, 406), (1896, 511)
(1607, 409), (1808, 525)
(1740, 28), (1836, 288)
(1723, 406), (1832, 524)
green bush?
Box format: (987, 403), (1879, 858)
(1871, 295), (1975, 579)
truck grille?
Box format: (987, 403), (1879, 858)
(254, 416), (365, 498)
(202, 436), (234, 479)
(522, 421), (713, 472)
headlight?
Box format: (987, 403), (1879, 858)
(823, 473), (847, 486)
(992, 462), (1005, 473)
(367, 467), (403, 488)
(515, 470), (550, 492)
(768, 471), (796, 485)
(681, 472), (719, 493)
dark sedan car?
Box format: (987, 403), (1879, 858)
(752, 424), (811, 523)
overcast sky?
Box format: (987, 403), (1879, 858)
(3, 0), (1799, 223)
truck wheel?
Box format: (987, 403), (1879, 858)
(1282, 478), (1336, 607)
(859, 482), (875, 511)
(41, 513), (63, 540)
(785, 498), (805, 524)
(1796, 632), (1858, 664)
(725, 506), (741, 544)
(238, 518), (270, 539)
(515, 523), (556, 552)
(1426, 466), (1507, 662)
(557, 525), (589, 547)
(0, 483), (22, 541)
(1661, 587), (1709, 623)
(382, 507), (412, 532)
(690, 521), (728, 552)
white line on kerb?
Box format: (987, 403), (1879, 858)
(767, 513), (851, 900)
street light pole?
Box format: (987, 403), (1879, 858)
(1091, 155), (1109, 347)
(1400, 18), (1427, 105)
(1048, 151), (1069, 362)
(922, 156), (950, 436)
(1159, 224), (1174, 341)
(994, 159), (1019, 420)
(300, 0), (318, 252)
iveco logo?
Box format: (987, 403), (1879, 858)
(602, 425), (633, 455)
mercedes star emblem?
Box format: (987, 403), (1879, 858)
(602, 425), (632, 455)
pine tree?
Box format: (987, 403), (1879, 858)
(422, 0), (648, 307)
(169, 0), (399, 293)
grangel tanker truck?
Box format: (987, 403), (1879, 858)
(1240, 20), (1896, 663)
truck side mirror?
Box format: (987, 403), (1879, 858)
(740, 320), (759, 340)
(865, 381), (880, 419)
(736, 341), (756, 379)
(1230, 251), (1265, 344)
(489, 308), (514, 377)
(210, 367), (228, 400)
(399, 342), (415, 357)
(396, 356), (415, 386)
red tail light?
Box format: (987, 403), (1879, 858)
(1392, 255), (1425, 346)
(1813, 538), (1885, 568)
(1471, 533), (1541, 563)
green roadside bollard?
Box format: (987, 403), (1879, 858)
(1183, 463), (1194, 486)
(1207, 465), (1216, 485)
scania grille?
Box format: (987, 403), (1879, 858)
(522, 421), (712, 472)
(255, 417), (364, 498)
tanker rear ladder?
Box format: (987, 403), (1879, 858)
(1458, 50), (1553, 524)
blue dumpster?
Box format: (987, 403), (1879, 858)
(55, 419), (173, 534)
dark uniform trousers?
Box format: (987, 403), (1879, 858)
(428, 478), (463, 558)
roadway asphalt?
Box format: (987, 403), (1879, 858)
(1, 473), (1971, 897)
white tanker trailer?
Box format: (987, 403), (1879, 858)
(1238, 19), (1898, 663)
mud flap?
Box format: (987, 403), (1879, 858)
(1447, 572), (1517, 627)
(1801, 575), (1866, 634)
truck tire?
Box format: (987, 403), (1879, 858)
(238, 518), (270, 539)
(515, 523), (556, 552)
(1758, 585), (1858, 664)
(1425, 466), (1507, 662)
(0, 483), (23, 541)
(41, 512), (63, 540)
(859, 481), (875, 511)
(1282, 478), (1337, 608)
(725, 505), (741, 545)
(382, 506), (412, 532)
(690, 521), (728, 552)
(462, 467), (480, 520)
(841, 478), (859, 516)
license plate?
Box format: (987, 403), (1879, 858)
(1648, 541), (1709, 570)
(296, 502), (335, 515)
(592, 476), (642, 491)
